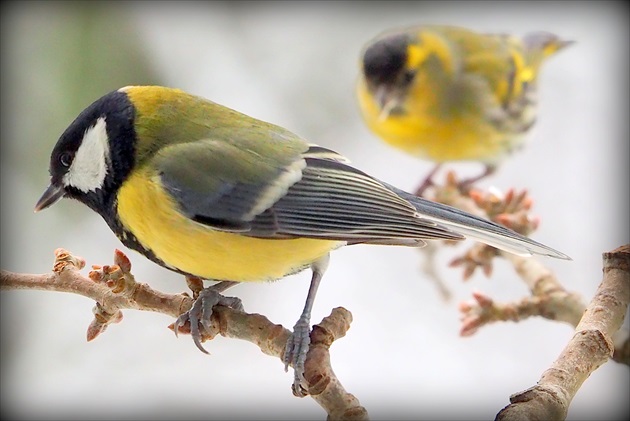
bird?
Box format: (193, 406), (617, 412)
(34, 85), (570, 395)
(356, 25), (573, 194)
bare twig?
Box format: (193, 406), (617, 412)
(496, 245), (630, 421)
(0, 248), (367, 420)
(418, 242), (453, 302)
(458, 249), (586, 335)
(421, 173), (629, 364)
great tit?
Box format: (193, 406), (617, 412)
(356, 25), (572, 192)
(35, 85), (570, 394)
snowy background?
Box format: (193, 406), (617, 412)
(1, 2), (628, 420)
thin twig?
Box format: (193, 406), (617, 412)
(0, 248), (367, 420)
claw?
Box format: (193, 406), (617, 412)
(283, 316), (312, 396)
(173, 282), (242, 354)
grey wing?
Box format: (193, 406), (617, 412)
(159, 142), (465, 244)
(250, 156), (464, 243)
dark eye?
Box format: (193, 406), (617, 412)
(59, 152), (73, 168)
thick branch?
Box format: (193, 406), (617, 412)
(496, 245), (630, 421)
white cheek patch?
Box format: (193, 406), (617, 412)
(63, 117), (111, 193)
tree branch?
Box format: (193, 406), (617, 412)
(3, 178), (626, 420)
(421, 173), (629, 364)
(495, 244), (630, 420)
(0, 248), (368, 420)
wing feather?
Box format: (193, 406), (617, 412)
(157, 142), (464, 243)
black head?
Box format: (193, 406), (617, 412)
(35, 90), (136, 216)
(362, 33), (410, 88)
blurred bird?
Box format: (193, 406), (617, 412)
(35, 86), (570, 396)
(356, 25), (572, 194)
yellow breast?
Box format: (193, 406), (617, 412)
(116, 168), (342, 282)
(357, 82), (508, 164)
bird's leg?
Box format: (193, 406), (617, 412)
(414, 163), (443, 197)
(283, 254), (330, 397)
(458, 164), (497, 193)
(173, 279), (243, 354)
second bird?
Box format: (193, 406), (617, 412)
(356, 25), (572, 192)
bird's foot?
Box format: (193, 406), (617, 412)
(173, 282), (243, 353)
(415, 163), (443, 197)
(414, 177), (435, 197)
(283, 315), (312, 397)
(457, 165), (497, 193)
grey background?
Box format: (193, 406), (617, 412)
(1, 1), (628, 420)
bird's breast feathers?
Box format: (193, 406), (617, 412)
(115, 167), (342, 282)
(358, 84), (514, 164)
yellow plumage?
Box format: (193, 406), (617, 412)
(35, 85), (570, 394)
(356, 25), (572, 179)
(116, 148), (342, 283)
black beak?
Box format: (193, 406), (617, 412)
(34, 183), (65, 213)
